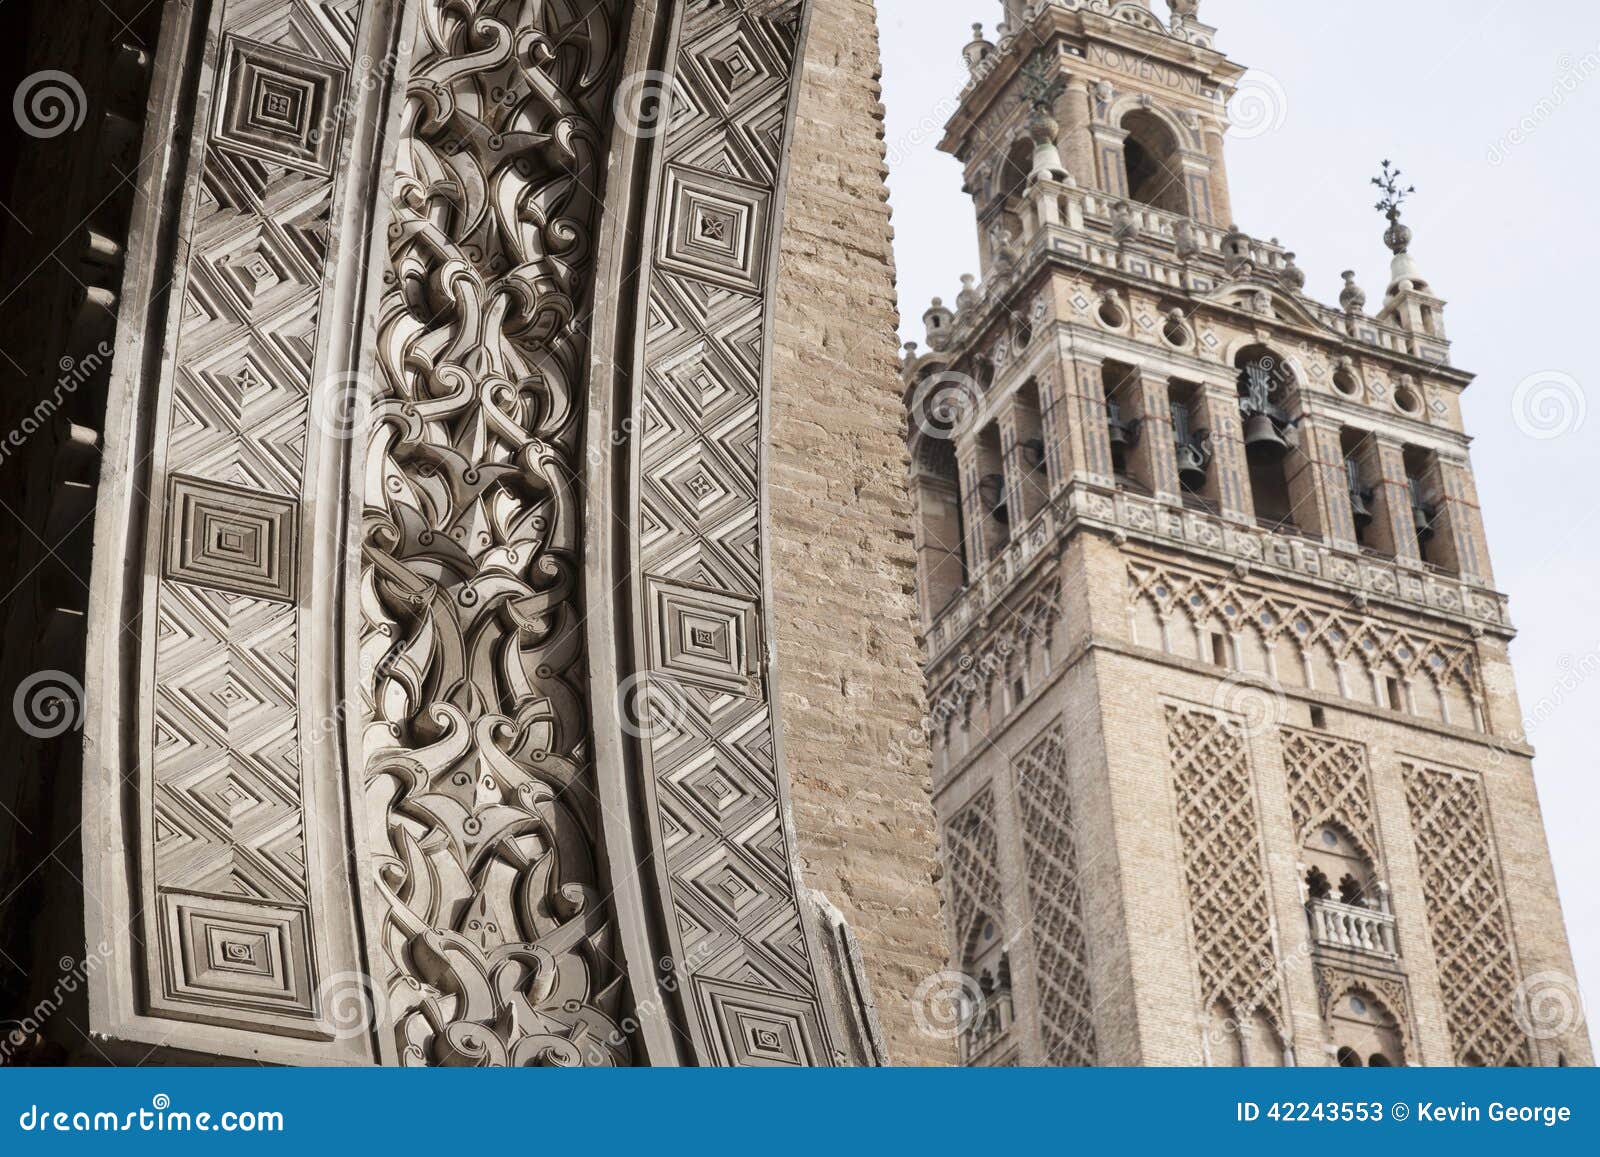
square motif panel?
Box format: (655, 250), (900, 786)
(657, 164), (770, 294)
(165, 474), (299, 602)
(694, 977), (828, 1067)
(645, 576), (760, 697)
(213, 36), (348, 176)
(160, 890), (314, 1015)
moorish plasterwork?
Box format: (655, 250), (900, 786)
(359, 0), (633, 1067)
(87, 0), (854, 1067)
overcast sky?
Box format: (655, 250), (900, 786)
(878, 0), (1600, 1039)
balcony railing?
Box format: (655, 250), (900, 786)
(960, 989), (1015, 1065)
(1308, 897), (1398, 959)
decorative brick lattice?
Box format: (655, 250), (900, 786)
(1401, 762), (1531, 1065)
(1166, 705), (1284, 1028)
(1282, 729), (1379, 863)
(1129, 562), (1481, 711)
(1015, 723), (1098, 1066)
(944, 787), (1003, 950)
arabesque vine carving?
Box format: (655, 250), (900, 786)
(360, 0), (630, 1067)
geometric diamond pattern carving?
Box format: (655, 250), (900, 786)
(694, 976), (829, 1066)
(646, 576), (761, 697)
(1165, 705), (1285, 1029)
(160, 890), (314, 1016)
(627, 0), (838, 1064)
(1015, 723), (1099, 1066)
(213, 35), (346, 176)
(1401, 762), (1532, 1066)
(658, 165), (771, 294)
(133, 0), (360, 1029)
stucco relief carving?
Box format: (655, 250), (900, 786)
(87, 0), (861, 1067)
(359, 0), (630, 1066)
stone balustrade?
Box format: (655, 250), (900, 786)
(960, 988), (1016, 1065)
(1308, 896), (1399, 959)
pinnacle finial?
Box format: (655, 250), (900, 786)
(1371, 160), (1416, 254)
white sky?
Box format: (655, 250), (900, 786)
(878, 0), (1600, 1041)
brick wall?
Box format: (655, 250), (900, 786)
(768, 0), (954, 1066)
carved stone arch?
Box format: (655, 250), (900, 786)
(80, 0), (879, 1069)
(1315, 969), (1417, 1064)
(1105, 93), (1196, 153)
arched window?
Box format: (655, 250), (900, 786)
(911, 438), (967, 616)
(997, 137), (1033, 205)
(1235, 346), (1303, 533)
(1121, 110), (1188, 215)
(1331, 991), (1406, 1067)
(1010, 379), (1050, 523)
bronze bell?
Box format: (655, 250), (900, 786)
(1106, 402), (1134, 449)
(1242, 411), (1289, 461)
(1349, 486), (1375, 530)
(1176, 440), (1209, 491)
(1412, 502), (1435, 543)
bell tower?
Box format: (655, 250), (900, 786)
(904, 1), (1589, 1067)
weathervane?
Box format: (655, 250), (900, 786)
(1371, 159), (1416, 254)
(1019, 50), (1065, 113)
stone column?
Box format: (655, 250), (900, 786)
(1201, 381), (1253, 523)
(958, 448), (988, 569)
(1092, 124), (1130, 198)
(1435, 455), (1494, 585)
(1374, 437), (1422, 563)
(1038, 365), (1069, 493)
(1202, 122), (1233, 226)
(1000, 408), (1027, 532)
(1136, 371), (1181, 503)
(1294, 415), (1354, 548)
(1071, 358), (1117, 486)
(1060, 78), (1097, 190)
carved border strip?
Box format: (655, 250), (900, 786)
(596, 0), (845, 1066)
(84, 0), (401, 1062)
